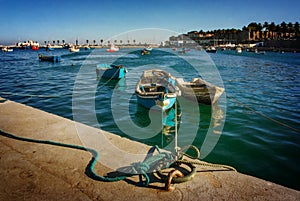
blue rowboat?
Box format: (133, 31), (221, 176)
(96, 64), (127, 79)
(38, 54), (61, 62)
(135, 69), (179, 111)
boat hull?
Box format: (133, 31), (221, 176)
(176, 78), (224, 105)
(96, 64), (127, 79)
(136, 94), (176, 111)
(31, 46), (39, 51)
(38, 54), (61, 62)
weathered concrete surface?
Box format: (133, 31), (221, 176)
(0, 97), (299, 201)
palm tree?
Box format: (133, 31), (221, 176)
(263, 21), (269, 38)
(257, 23), (263, 39)
(133, 39), (136, 45)
(247, 22), (258, 40)
(280, 21), (288, 38)
(86, 40), (89, 45)
(93, 40), (96, 46)
(269, 22), (276, 39)
(114, 40), (117, 44)
(127, 40), (130, 45)
(294, 22), (300, 37)
(287, 22), (294, 38)
(53, 40), (55, 45)
(57, 40), (60, 45)
(62, 40), (65, 45)
(100, 39), (103, 46)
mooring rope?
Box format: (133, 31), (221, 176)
(0, 129), (178, 186)
(227, 94), (300, 133)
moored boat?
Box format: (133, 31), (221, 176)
(141, 49), (150, 55)
(31, 45), (39, 51)
(145, 46), (152, 51)
(205, 46), (217, 53)
(38, 54), (61, 62)
(135, 69), (179, 111)
(106, 44), (119, 52)
(236, 47), (242, 53)
(96, 63), (127, 79)
(46, 44), (54, 51)
(1, 47), (13, 52)
(69, 46), (80, 52)
(176, 77), (224, 105)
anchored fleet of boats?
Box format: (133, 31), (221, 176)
(3, 46), (224, 108)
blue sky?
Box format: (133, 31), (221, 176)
(0, 0), (299, 45)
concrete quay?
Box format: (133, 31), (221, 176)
(0, 97), (299, 200)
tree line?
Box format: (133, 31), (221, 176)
(192, 21), (300, 41)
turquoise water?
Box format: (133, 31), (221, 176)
(0, 48), (299, 190)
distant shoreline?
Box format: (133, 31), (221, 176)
(1, 42), (299, 53)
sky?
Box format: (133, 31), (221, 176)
(0, 0), (299, 45)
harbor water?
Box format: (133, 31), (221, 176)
(0, 48), (299, 190)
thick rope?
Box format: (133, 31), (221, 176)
(0, 129), (127, 182)
(0, 129), (174, 185)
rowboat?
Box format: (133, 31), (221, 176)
(135, 69), (179, 111)
(96, 63), (127, 79)
(176, 78), (224, 105)
(38, 54), (61, 62)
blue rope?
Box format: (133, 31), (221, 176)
(0, 129), (174, 185)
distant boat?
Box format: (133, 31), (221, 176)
(69, 46), (80, 52)
(1, 47), (13, 52)
(31, 45), (39, 51)
(236, 47), (242, 53)
(141, 49), (150, 55)
(135, 69), (179, 111)
(96, 63), (127, 79)
(145, 46), (152, 51)
(106, 44), (119, 52)
(205, 47), (217, 53)
(176, 77), (224, 105)
(46, 45), (54, 51)
(38, 54), (61, 62)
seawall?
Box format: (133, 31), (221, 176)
(0, 97), (299, 200)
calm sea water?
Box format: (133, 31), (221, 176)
(0, 48), (299, 190)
